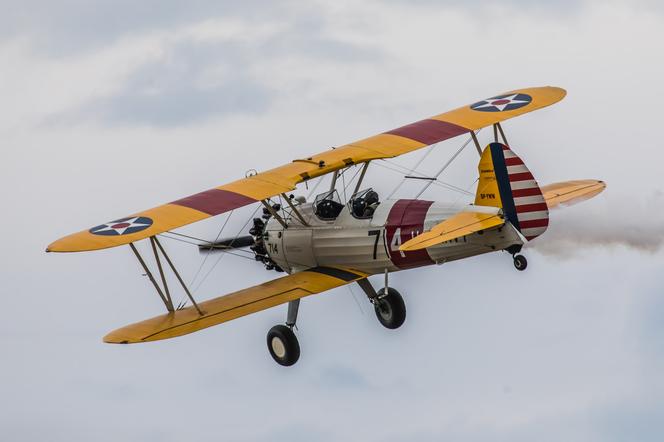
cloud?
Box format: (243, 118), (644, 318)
(75, 40), (274, 126)
(31, 13), (382, 127)
(0, 0), (277, 55)
(384, 0), (589, 14)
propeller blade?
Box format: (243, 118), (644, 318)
(198, 235), (255, 254)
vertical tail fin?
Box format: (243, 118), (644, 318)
(474, 142), (549, 241)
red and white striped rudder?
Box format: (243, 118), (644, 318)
(474, 142), (549, 241)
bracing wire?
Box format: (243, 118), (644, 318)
(374, 161), (474, 196)
(158, 233), (203, 247)
(381, 129), (483, 200)
(344, 164), (363, 195)
(189, 210), (235, 288)
(306, 175), (326, 200)
(158, 233), (255, 260)
(161, 231), (253, 256)
(191, 204), (261, 294)
(387, 143), (438, 199)
(414, 130), (479, 199)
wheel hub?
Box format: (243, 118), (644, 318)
(377, 299), (393, 321)
(271, 336), (287, 358)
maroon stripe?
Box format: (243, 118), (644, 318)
(401, 199), (435, 226)
(386, 119), (469, 145)
(509, 172), (535, 182)
(519, 219), (549, 229)
(385, 199), (434, 270)
(171, 188), (256, 216)
(505, 157), (524, 166)
(516, 203), (549, 213)
(512, 188), (541, 197)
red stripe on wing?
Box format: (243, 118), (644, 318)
(386, 119), (469, 145)
(171, 189), (256, 216)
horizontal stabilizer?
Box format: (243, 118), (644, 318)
(104, 266), (367, 344)
(541, 180), (606, 209)
(399, 210), (504, 252)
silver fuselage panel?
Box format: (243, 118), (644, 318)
(264, 199), (522, 275)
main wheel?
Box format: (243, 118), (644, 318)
(513, 254), (528, 271)
(374, 288), (406, 329)
(266, 325), (300, 366)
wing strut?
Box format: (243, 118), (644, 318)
(261, 200), (288, 229)
(329, 170), (339, 191)
(152, 236), (203, 315)
(129, 242), (174, 312)
(352, 161), (371, 196)
(470, 131), (482, 156)
(129, 237), (203, 315)
(495, 122), (509, 146)
(281, 193), (309, 226)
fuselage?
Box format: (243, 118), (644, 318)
(264, 199), (523, 275)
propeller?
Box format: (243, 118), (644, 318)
(197, 235), (255, 253)
(198, 203), (284, 272)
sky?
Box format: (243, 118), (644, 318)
(2, 0), (664, 440)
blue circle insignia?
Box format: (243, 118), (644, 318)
(89, 216), (154, 236)
(470, 93), (532, 112)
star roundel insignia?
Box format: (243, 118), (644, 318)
(470, 93), (532, 112)
(89, 216), (154, 236)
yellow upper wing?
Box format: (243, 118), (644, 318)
(48, 86), (566, 253)
(400, 210), (505, 251)
(104, 266), (367, 344)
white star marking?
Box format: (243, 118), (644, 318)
(473, 94), (530, 111)
(93, 217), (152, 235)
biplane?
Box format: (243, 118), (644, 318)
(48, 86), (605, 366)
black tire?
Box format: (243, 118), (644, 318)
(266, 325), (300, 366)
(513, 254), (528, 271)
(374, 288), (406, 329)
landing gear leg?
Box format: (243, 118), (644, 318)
(356, 277), (406, 330)
(286, 299), (300, 328)
(266, 299), (300, 366)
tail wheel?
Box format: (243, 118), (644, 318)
(374, 288), (406, 329)
(513, 254), (528, 271)
(267, 325), (300, 366)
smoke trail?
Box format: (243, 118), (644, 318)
(528, 190), (664, 258)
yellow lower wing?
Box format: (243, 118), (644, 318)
(400, 211), (504, 252)
(541, 180), (606, 209)
(104, 267), (367, 344)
